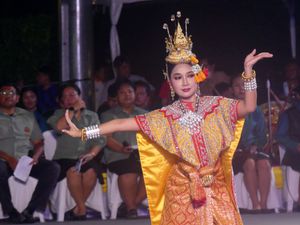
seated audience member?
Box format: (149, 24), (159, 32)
(47, 83), (106, 220)
(134, 80), (152, 110)
(276, 86), (300, 211)
(231, 76), (271, 212)
(20, 87), (49, 132)
(100, 80), (147, 218)
(97, 83), (118, 116)
(35, 65), (59, 117)
(0, 83), (60, 223)
(213, 82), (233, 98)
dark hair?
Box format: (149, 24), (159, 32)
(113, 56), (130, 68)
(19, 87), (38, 109)
(134, 80), (151, 96)
(114, 79), (135, 93)
(166, 63), (193, 77)
(20, 87), (37, 99)
(166, 63), (176, 75)
(58, 83), (81, 100)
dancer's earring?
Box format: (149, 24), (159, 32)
(197, 84), (201, 96)
(170, 85), (175, 101)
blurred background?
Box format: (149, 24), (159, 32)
(0, 0), (299, 103)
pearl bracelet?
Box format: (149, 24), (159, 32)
(244, 77), (257, 91)
(81, 125), (101, 141)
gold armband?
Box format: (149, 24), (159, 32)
(241, 70), (256, 81)
(81, 128), (87, 141)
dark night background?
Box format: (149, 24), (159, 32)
(0, 0), (299, 103)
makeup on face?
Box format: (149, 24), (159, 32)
(170, 63), (198, 101)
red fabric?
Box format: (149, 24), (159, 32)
(159, 80), (170, 99)
(181, 100), (194, 111)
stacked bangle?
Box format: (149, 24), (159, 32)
(81, 125), (101, 141)
(241, 70), (257, 91)
(244, 77), (257, 91)
(241, 70), (256, 81)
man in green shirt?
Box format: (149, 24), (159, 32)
(0, 83), (60, 223)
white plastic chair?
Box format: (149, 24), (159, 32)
(106, 170), (123, 219)
(0, 176), (45, 222)
(278, 145), (300, 212)
(234, 168), (283, 212)
(43, 130), (108, 221)
(106, 170), (148, 219)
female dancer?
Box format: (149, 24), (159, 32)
(63, 12), (272, 225)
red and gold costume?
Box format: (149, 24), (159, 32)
(135, 96), (244, 225)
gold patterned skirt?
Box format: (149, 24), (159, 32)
(160, 160), (243, 225)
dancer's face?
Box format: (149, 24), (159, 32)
(170, 63), (198, 101)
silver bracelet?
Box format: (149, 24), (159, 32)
(244, 77), (257, 91)
(85, 125), (101, 140)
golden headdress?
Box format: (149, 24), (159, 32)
(163, 11), (208, 83)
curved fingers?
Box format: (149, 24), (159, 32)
(247, 52), (273, 65)
(65, 110), (79, 130)
(244, 51), (273, 68)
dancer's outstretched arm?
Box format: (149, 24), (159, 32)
(62, 110), (140, 138)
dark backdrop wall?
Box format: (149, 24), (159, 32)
(94, 0), (300, 103)
(0, 0), (58, 84)
(0, 0), (299, 104)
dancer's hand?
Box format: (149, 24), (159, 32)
(62, 109), (81, 138)
(244, 49), (273, 75)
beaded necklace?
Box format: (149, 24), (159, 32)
(178, 93), (203, 134)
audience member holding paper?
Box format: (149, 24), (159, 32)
(0, 83), (60, 224)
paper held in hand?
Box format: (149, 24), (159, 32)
(13, 156), (33, 182)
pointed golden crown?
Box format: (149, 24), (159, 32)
(163, 11), (194, 64)
(162, 12), (208, 83)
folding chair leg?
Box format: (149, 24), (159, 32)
(57, 183), (67, 222)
